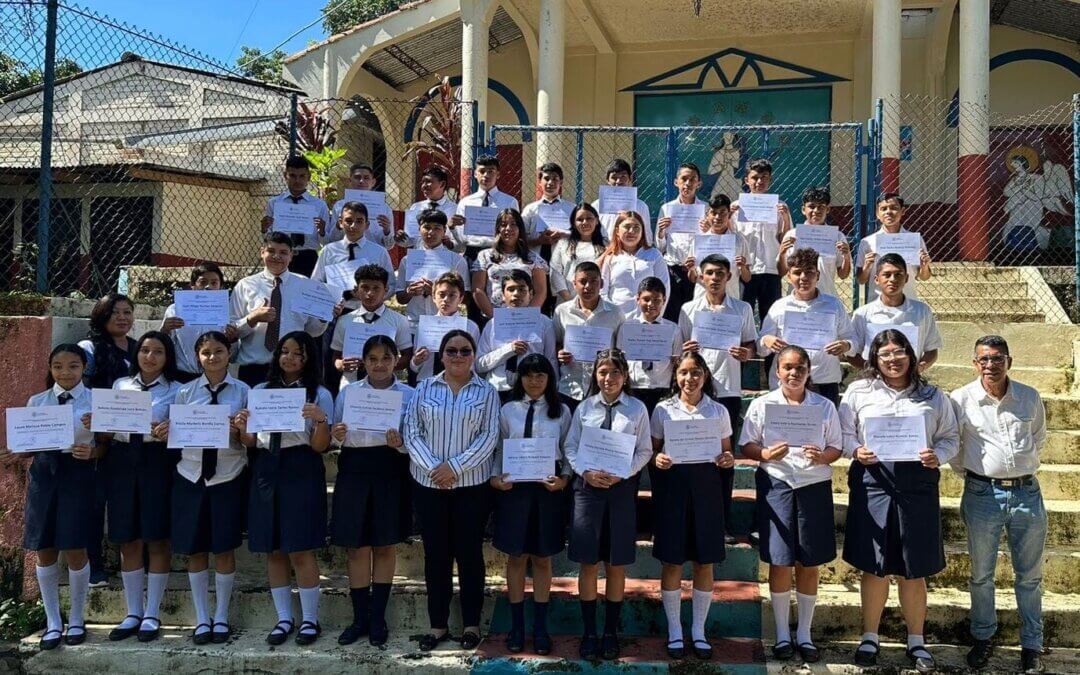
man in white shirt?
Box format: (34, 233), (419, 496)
(400, 166), (457, 249)
(554, 261), (625, 408)
(592, 158), (653, 245)
(451, 155), (520, 261)
(950, 335), (1047, 674)
(521, 162), (574, 262)
(328, 163), (395, 249)
(262, 156), (331, 277)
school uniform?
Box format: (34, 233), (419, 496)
(780, 228), (847, 298)
(592, 198), (653, 245)
(564, 393), (653, 566)
(452, 188), (520, 258)
(838, 377), (959, 579)
(649, 395), (733, 564)
(266, 192), (332, 277)
(553, 298), (625, 404)
(330, 304), (412, 387)
(476, 314), (557, 394)
(311, 236), (396, 294)
(739, 389), (842, 567)
(689, 229), (751, 301)
(247, 382), (333, 554)
(102, 375), (182, 543)
(23, 383), (97, 551)
(849, 295), (942, 360)
(170, 374), (250, 555)
(617, 310), (681, 414)
(330, 379), (415, 548)
(521, 196), (575, 261)
(492, 399), (573, 557)
(408, 318), (480, 382)
(733, 198), (788, 322)
(398, 196), (457, 249)
(161, 306), (217, 382)
(472, 249), (550, 312)
(329, 198), (396, 248)
(656, 197), (707, 320)
(855, 227), (928, 301)
(678, 294), (757, 400)
(549, 239), (603, 303)
(601, 248), (670, 315)
(394, 244), (471, 333)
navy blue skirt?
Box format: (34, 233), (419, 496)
(493, 481), (567, 558)
(842, 461), (944, 579)
(568, 474), (639, 566)
(329, 445), (411, 548)
(170, 471), (247, 555)
(756, 469), (836, 567)
(103, 439), (180, 543)
(23, 452), (96, 551)
(247, 443), (328, 553)
(650, 462), (727, 565)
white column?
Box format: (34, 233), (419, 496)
(871, 0), (901, 191)
(959, 0), (990, 157)
(536, 0), (565, 172)
(322, 48), (336, 100)
(459, 0), (495, 195)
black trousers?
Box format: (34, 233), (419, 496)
(413, 481), (492, 630)
(742, 273), (782, 325)
(289, 249), (318, 277)
(237, 363), (270, 388)
(717, 395), (743, 536)
(663, 263), (695, 323)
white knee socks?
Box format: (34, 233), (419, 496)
(691, 589), (711, 642)
(35, 564), (62, 633)
(120, 569), (145, 629)
(299, 586), (320, 627)
(271, 586), (293, 623)
(661, 589), (682, 642)
(771, 591), (791, 643)
(144, 572), (169, 623)
(67, 564), (90, 629)
(188, 569), (210, 632)
(213, 572), (234, 631)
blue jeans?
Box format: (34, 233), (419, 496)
(960, 476), (1047, 650)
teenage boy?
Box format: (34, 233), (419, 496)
(554, 261), (625, 411)
(476, 269), (557, 400)
(329, 163), (395, 248)
(408, 271), (480, 382)
(592, 158), (653, 245)
(777, 187), (851, 299)
(521, 162), (574, 261)
(451, 155), (520, 261)
(230, 232), (329, 386)
(732, 158), (792, 323)
(655, 162), (707, 321)
(690, 195), (750, 301)
(401, 166), (458, 249)
(263, 156), (331, 277)
(331, 264), (412, 388)
(856, 192), (932, 301)
(616, 277), (682, 414)
(312, 201), (395, 292)
(395, 209), (472, 334)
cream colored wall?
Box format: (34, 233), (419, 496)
(158, 182), (263, 266)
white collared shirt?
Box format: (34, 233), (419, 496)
(739, 388), (842, 488)
(678, 293), (757, 398)
(655, 197), (707, 266)
(564, 392), (653, 477)
(838, 376), (959, 464)
(453, 188), (520, 250)
(251, 381), (335, 450)
(601, 247), (670, 314)
(28, 382), (94, 450)
(334, 378), (415, 449)
(733, 198), (788, 274)
(310, 236), (396, 293)
(521, 197), (575, 260)
(265, 191), (332, 250)
(472, 249), (549, 311)
(549, 239), (603, 300)
(161, 303), (236, 375)
(329, 198), (395, 248)
(111, 374), (181, 443)
(850, 296), (942, 358)
(330, 305), (413, 385)
(780, 227), (846, 298)
(617, 310), (682, 390)
(554, 298), (625, 400)
(399, 195), (457, 248)
(856, 226), (928, 300)
(689, 229), (750, 301)
(493, 398), (573, 478)
(759, 291), (855, 386)
(476, 313), (557, 392)
(950, 378), (1046, 479)
(651, 394), (733, 455)
(592, 198), (653, 245)
(229, 270), (329, 366)
(174, 374), (250, 486)
(395, 245), (471, 330)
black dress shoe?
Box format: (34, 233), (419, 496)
(266, 619), (294, 646)
(693, 638), (713, 661)
(579, 634), (600, 660)
(137, 617), (161, 642)
(109, 615), (142, 641)
(192, 623), (212, 645)
(1021, 647), (1045, 674)
(39, 629), (62, 650)
(533, 631), (552, 656)
(418, 631), (449, 652)
(210, 622), (231, 644)
(295, 621), (320, 646)
(798, 642), (820, 663)
(338, 622), (368, 645)
(666, 639), (685, 659)
(967, 639), (993, 669)
(772, 640), (795, 660)
(63, 625), (86, 646)
(907, 645), (936, 673)
(854, 639), (879, 667)
(368, 622), (389, 647)
(600, 633), (620, 660)
(505, 628), (524, 653)
(460, 630), (482, 650)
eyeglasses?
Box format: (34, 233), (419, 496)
(976, 355), (1007, 365)
(443, 348), (474, 358)
(877, 349), (909, 361)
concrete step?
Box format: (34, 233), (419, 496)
(919, 280), (1031, 297)
(932, 311), (1047, 323)
(1044, 430), (1080, 464)
(935, 321), (1079, 368)
(925, 265), (1026, 282)
(925, 363), (1071, 394)
(762, 642), (1080, 674)
(1043, 394), (1080, 430)
(829, 460), (1080, 501)
(922, 297), (1039, 315)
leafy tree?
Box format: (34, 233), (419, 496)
(0, 52), (81, 97)
(235, 46), (288, 86)
(321, 0), (402, 36)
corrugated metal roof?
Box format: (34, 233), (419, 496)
(992, 0), (1080, 43)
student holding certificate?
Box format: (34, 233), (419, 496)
(100, 331), (181, 643)
(838, 330), (959, 672)
(489, 354), (572, 655)
(777, 187), (852, 298)
(471, 208), (549, 322)
(549, 203), (606, 303)
(330, 335), (415, 647)
(856, 193), (932, 301)
(688, 195), (751, 301)
(654, 162), (708, 319)
(731, 158), (792, 324)
(330, 264), (412, 388)
(591, 158), (653, 245)
(617, 276), (682, 414)
(394, 209), (472, 339)
(167, 330), (251, 646)
(477, 270), (557, 401)
(235, 332), (333, 647)
(564, 349), (652, 661)
(160, 263), (239, 383)
(649, 351), (735, 661)
(2, 345), (97, 650)
(738, 346), (843, 664)
(598, 211), (669, 314)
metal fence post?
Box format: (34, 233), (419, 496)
(852, 123), (864, 310)
(36, 0), (59, 294)
(575, 130), (585, 203)
(1072, 93), (1079, 314)
(872, 98), (884, 206)
(664, 129), (678, 202)
(288, 93), (298, 158)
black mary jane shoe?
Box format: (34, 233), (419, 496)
(600, 633), (620, 660)
(338, 621), (368, 645)
(295, 621), (321, 646)
(64, 625), (86, 646)
(772, 640), (795, 660)
(579, 634), (600, 660)
(693, 638), (713, 661)
(666, 638), (686, 660)
(368, 621), (389, 647)
(907, 645), (936, 673)
(854, 639), (879, 667)
(798, 642), (820, 663)
(266, 619), (294, 646)
(505, 628), (525, 653)
(460, 631), (482, 650)
(192, 623), (213, 645)
(39, 628), (63, 651)
(418, 631), (450, 652)
(137, 617), (161, 642)
(533, 631), (552, 656)
(210, 621), (231, 644)
(109, 615), (142, 641)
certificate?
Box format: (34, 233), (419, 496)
(323, 261), (360, 297)
(502, 437), (559, 482)
(493, 307), (542, 345)
(737, 193), (779, 224)
(537, 203), (571, 233)
(875, 232), (923, 267)
(167, 404), (231, 449)
(577, 426), (637, 479)
(598, 185), (637, 214)
(782, 311), (836, 352)
(762, 404), (825, 449)
(405, 249), (451, 283)
(862, 323), (921, 358)
(416, 314), (467, 353)
(342, 320), (395, 359)
(693, 233), (737, 262)
(272, 201), (318, 236)
(666, 203), (706, 235)
(691, 311), (744, 350)
(91, 389), (152, 434)
(564, 325), (613, 363)
(463, 205), (500, 237)
(343, 189), (386, 214)
(794, 224), (840, 258)
(403, 207), (423, 238)
(619, 322), (676, 363)
(174, 290), (229, 327)
(285, 277), (336, 322)
(5, 405), (74, 453)
(863, 415), (927, 462)
(246, 388), (306, 433)
(340, 386), (403, 432)
(662, 418), (724, 464)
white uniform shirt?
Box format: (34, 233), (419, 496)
(678, 294), (757, 398)
(650, 394), (733, 458)
(655, 197), (708, 266)
(265, 192), (332, 250)
(229, 270), (328, 366)
(759, 292), (855, 386)
(476, 314), (557, 392)
(850, 296), (942, 359)
(617, 310), (682, 390)
(472, 249), (549, 311)
(592, 198), (653, 245)
(554, 298), (625, 400)
(329, 198), (395, 248)
(453, 188), (520, 250)
(111, 374), (181, 443)
(398, 195), (457, 249)
(521, 197), (575, 260)
(950, 378), (1047, 479)
(838, 377), (960, 463)
(330, 305), (412, 386)
(395, 245), (471, 331)
(690, 229), (751, 301)
(856, 226), (928, 301)
(733, 198), (787, 274)
(549, 239), (603, 300)
(161, 304), (236, 375)
(564, 392), (653, 477)
(601, 248), (670, 314)
(493, 398), (573, 478)
(311, 236), (396, 293)
(251, 381), (334, 450)
(174, 374), (249, 486)
(780, 228), (845, 298)
(333, 378), (415, 450)
(739, 388), (842, 488)
(28, 383), (94, 451)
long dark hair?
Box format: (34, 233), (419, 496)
(491, 208), (533, 264)
(86, 292), (136, 387)
(666, 350), (716, 400)
(129, 330), (179, 383)
(587, 348), (631, 397)
(508, 353), (561, 419)
(775, 344), (817, 393)
(567, 202), (605, 260)
(861, 329), (934, 402)
(266, 331), (322, 402)
(46, 343), (87, 387)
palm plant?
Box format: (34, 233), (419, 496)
(403, 77), (463, 199)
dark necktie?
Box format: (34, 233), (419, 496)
(48, 392), (73, 474)
(643, 321), (660, 372)
(481, 192), (490, 208)
(347, 242), (357, 261)
(601, 400), (619, 430)
(288, 195), (305, 247)
(428, 200), (439, 211)
(130, 380), (157, 453)
(264, 277), (282, 352)
(201, 383), (227, 483)
(523, 400), (535, 439)
(58, 392), (72, 405)
(363, 312), (376, 323)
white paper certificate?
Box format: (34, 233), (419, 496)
(564, 325), (613, 363)
(340, 386), (404, 432)
(286, 278), (336, 322)
(577, 426), (637, 479)
(693, 233), (737, 262)
(463, 205), (500, 237)
(875, 232), (923, 267)
(403, 207), (423, 238)
(619, 322), (677, 363)
(782, 311), (836, 351)
(246, 388), (306, 433)
(862, 323), (921, 359)
(502, 437), (559, 482)
(416, 314), (467, 353)
(343, 189), (386, 214)
(342, 320), (395, 359)
(323, 261), (360, 297)
(174, 290), (230, 327)
(272, 201), (318, 236)
(762, 404), (825, 449)
(5, 405), (74, 453)
(737, 193), (779, 224)
(167, 404), (231, 449)
(493, 307), (542, 345)
(691, 311), (744, 350)
(666, 203), (706, 234)
(537, 203), (571, 233)
(405, 249), (451, 283)
(663, 418), (724, 464)
(598, 185), (637, 214)
(863, 415), (927, 462)
(91, 389), (152, 434)
(794, 224), (840, 258)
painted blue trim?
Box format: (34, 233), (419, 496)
(621, 47), (848, 93)
(402, 75), (530, 142)
(948, 48), (1080, 127)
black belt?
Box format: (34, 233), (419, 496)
(967, 471), (1035, 488)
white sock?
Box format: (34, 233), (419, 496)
(120, 569), (145, 628)
(908, 634), (930, 655)
(213, 572), (235, 629)
(143, 573), (169, 624)
(691, 589), (711, 642)
(858, 632), (880, 652)
(188, 570), (210, 629)
(298, 586), (320, 628)
(661, 589), (683, 642)
(271, 586), (293, 623)
(795, 592), (817, 645)
(67, 563), (91, 630)
(35, 564), (62, 633)
(770, 591), (791, 644)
